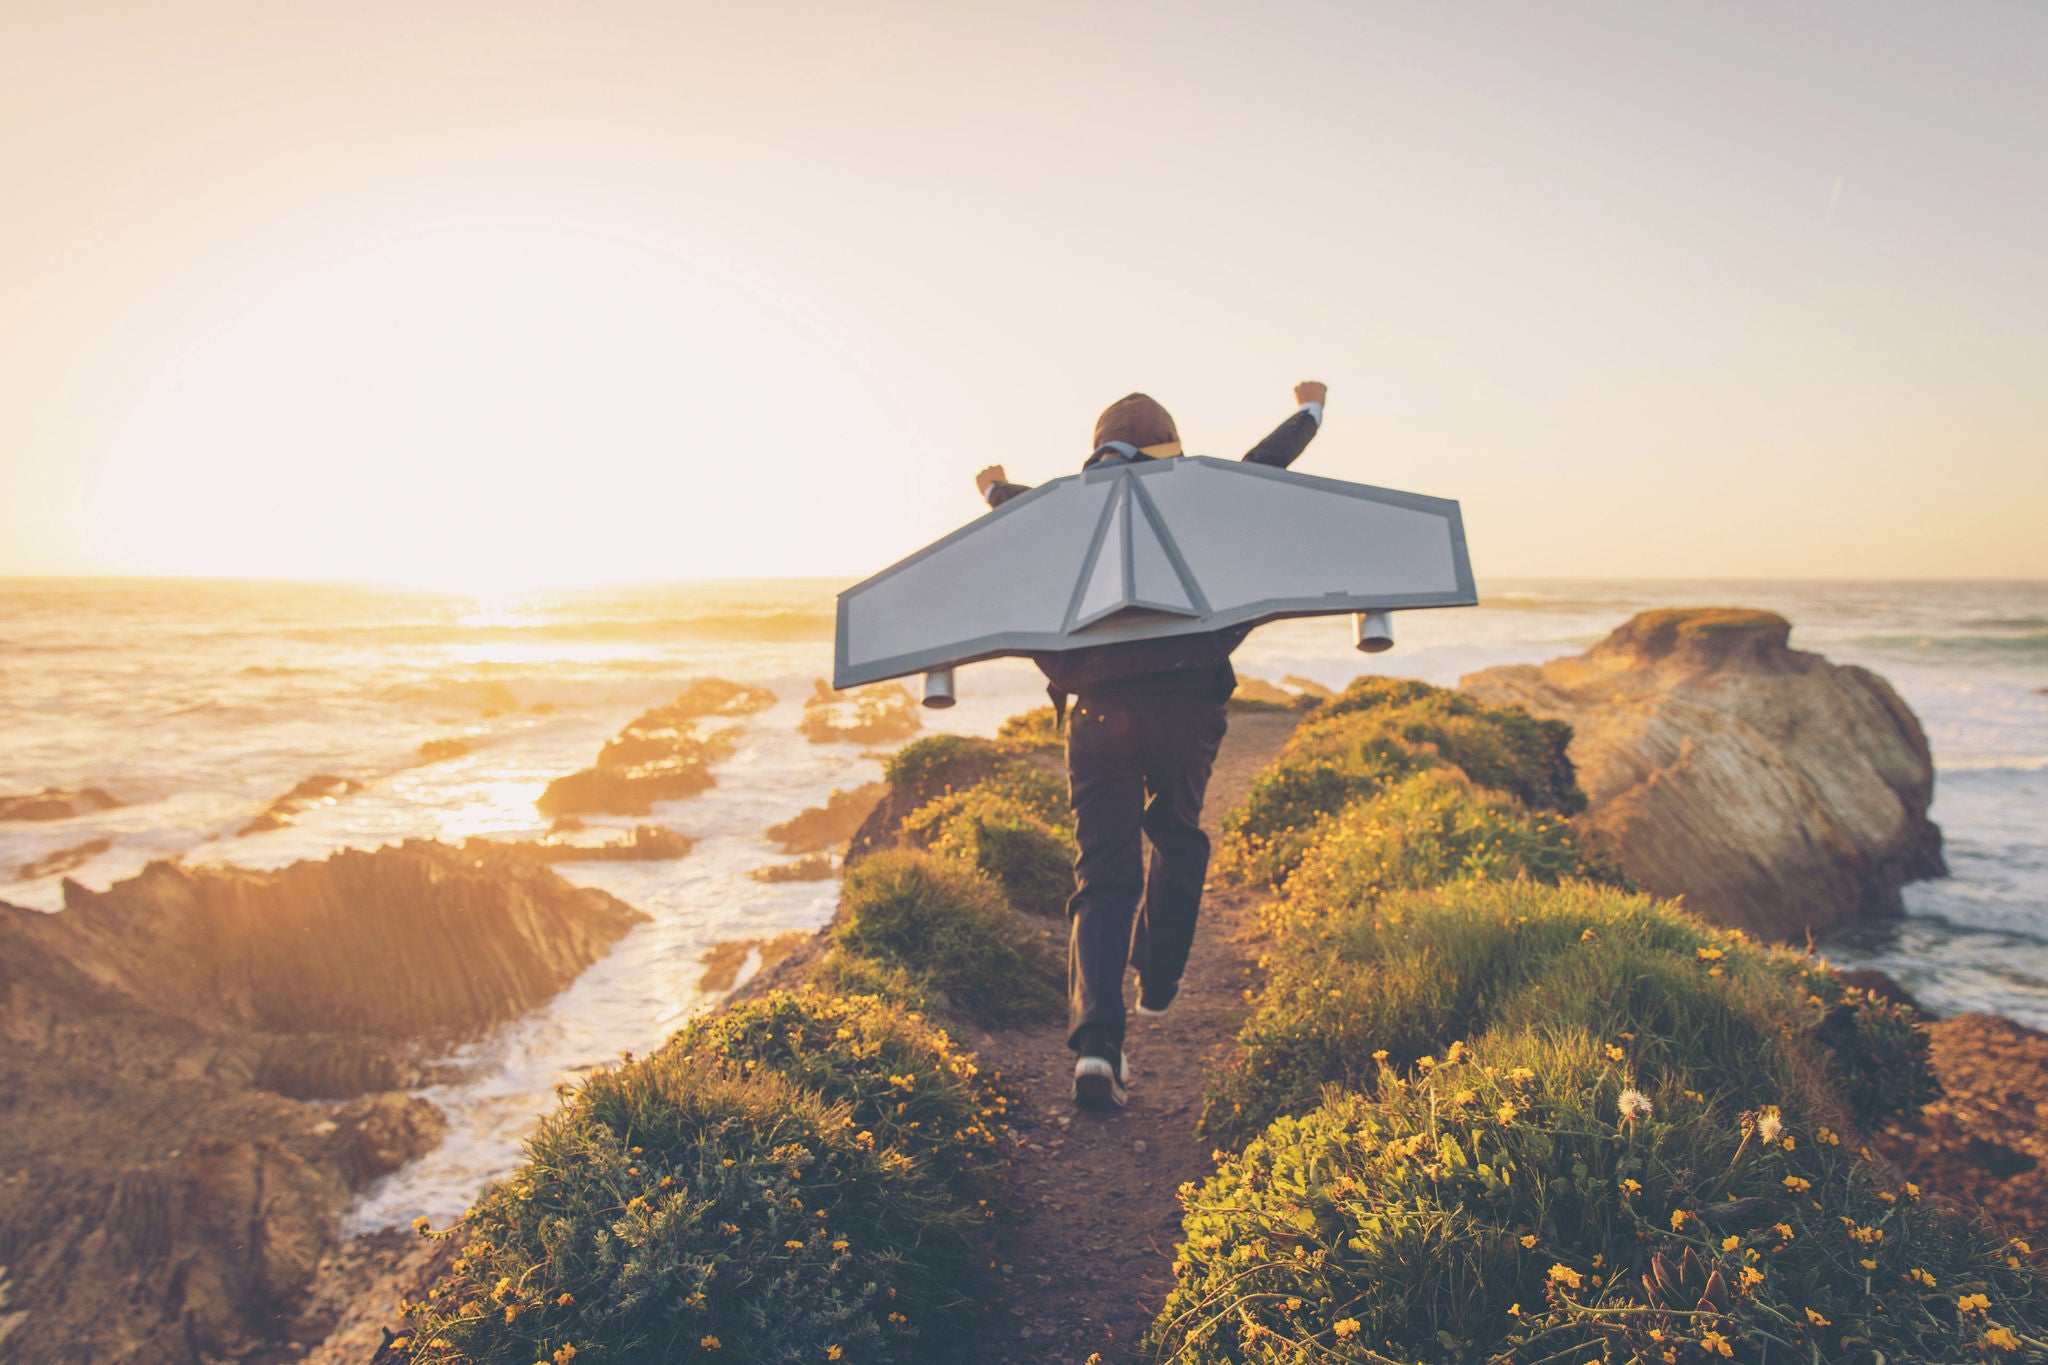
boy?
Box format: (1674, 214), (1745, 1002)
(973, 381), (1326, 1109)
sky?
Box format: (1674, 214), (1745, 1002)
(1, 1), (2043, 589)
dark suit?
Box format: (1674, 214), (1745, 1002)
(981, 407), (1322, 1058)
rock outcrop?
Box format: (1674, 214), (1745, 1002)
(765, 782), (888, 855)
(1460, 608), (1944, 939)
(537, 680), (771, 817)
(0, 841), (645, 1363)
(798, 679), (921, 745)
(240, 773), (364, 835)
(0, 785), (123, 821)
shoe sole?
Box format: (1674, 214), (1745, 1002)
(1073, 1072), (1128, 1110)
(1134, 1000), (1173, 1017)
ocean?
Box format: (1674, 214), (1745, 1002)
(2, 576), (2042, 1230)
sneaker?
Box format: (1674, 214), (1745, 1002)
(1135, 979), (1179, 1017)
(1072, 1051), (1130, 1110)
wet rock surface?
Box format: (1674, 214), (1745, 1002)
(1461, 608), (1944, 940)
(1879, 1013), (2048, 1238)
(798, 678), (921, 744)
(240, 774), (364, 835)
(0, 841), (645, 1363)
(0, 785), (123, 821)
(536, 680), (768, 817)
(765, 781), (887, 854)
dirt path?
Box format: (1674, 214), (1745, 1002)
(967, 710), (1297, 1365)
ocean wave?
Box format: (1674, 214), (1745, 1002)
(1939, 755), (2048, 775)
(1845, 630), (2048, 656)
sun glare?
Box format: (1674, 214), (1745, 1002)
(92, 222), (923, 590)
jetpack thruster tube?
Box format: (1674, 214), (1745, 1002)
(834, 455), (1478, 701)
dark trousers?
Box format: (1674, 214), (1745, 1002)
(1064, 692), (1228, 1055)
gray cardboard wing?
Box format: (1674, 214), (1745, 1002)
(833, 455), (1476, 690)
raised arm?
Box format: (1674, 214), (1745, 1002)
(1241, 380), (1328, 469)
(976, 464), (1032, 509)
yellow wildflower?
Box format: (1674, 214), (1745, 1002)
(828, 1348), (843, 1361)
(1671, 1209), (1691, 1230)
(1548, 1263), (1584, 1289)
(785, 1240), (806, 1251)
(1334, 1318), (1361, 1338)
(1906, 1182), (1921, 1199)
(1782, 1176), (1811, 1194)
(832, 1239), (849, 1252)
(1860, 1258), (1877, 1271)
(553, 1348), (577, 1365)
(1620, 1178), (1642, 1197)
(1960, 1292), (1992, 1314)
(1806, 1308), (1830, 1326)
(701, 1337), (723, 1351)
(1909, 1268), (1937, 1288)
(1605, 1044), (1626, 1061)
(1521, 1234), (1538, 1249)
(1740, 1266), (1764, 1288)
(1696, 947), (1725, 961)
(1371, 1049), (1390, 1063)
(1986, 1326), (2021, 1351)
(1700, 1330), (1733, 1356)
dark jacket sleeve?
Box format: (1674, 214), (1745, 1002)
(986, 480), (1032, 508)
(1241, 408), (1320, 469)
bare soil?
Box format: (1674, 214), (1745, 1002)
(961, 709), (1297, 1364)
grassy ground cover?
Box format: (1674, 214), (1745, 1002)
(397, 727), (1072, 1364)
(1157, 680), (2041, 1363)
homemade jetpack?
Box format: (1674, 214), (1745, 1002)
(833, 454), (1477, 707)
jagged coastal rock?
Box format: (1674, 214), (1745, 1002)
(0, 841), (646, 1363)
(537, 679), (772, 817)
(1460, 607), (1944, 939)
(0, 785), (123, 821)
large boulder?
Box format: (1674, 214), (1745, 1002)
(1460, 608), (1943, 939)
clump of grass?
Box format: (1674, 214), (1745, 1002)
(1157, 1033), (2041, 1364)
(399, 1059), (982, 1365)
(1212, 678), (1588, 889)
(1206, 873), (1934, 1146)
(901, 788), (1075, 918)
(666, 989), (1020, 1206)
(993, 707), (1064, 754)
(1267, 769), (1611, 933)
(834, 850), (1062, 1028)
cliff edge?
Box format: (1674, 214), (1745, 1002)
(1460, 607), (1944, 939)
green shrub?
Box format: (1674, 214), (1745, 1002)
(834, 850), (1062, 1028)
(882, 734), (997, 792)
(809, 948), (945, 1016)
(1211, 753), (1419, 890)
(1204, 875), (1928, 1147)
(1158, 1035), (2043, 1364)
(1289, 680), (1584, 815)
(882, 735), (1067, 829)
(1211, 679), (1588, 890)
(666, 989), (1020, 1206)
(901, 789), (1075, 918)
(400, 1060), (982, 1365)
(994, 707), (1063, 754)
(1268, 769), (1609, 933)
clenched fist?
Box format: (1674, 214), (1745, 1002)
(975, 464), (1008, 496)
(1294, 380), (1328, 407)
